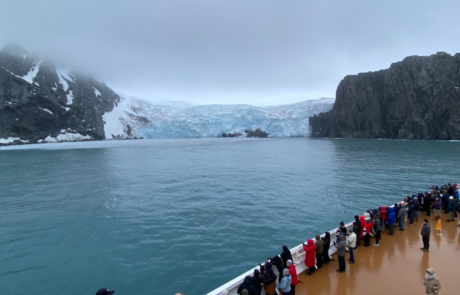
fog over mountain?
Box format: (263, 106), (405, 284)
(0, 0), (459, 105)
(0, 43), (333, 145)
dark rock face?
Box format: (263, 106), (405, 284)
(0, 44), (120, 145)
(310, 52), (460, 140)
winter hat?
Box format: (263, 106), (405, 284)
(265, 261), (272, 269)
(426, 268), (436, 275)
(287, 259), (292, 265)
(340, 221), (344, 226)
(96, 289), (115, 295)
(348, 228), (353, 232)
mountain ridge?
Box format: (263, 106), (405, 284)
(309, 51), (460, 140)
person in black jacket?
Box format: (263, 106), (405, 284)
(414, 197), (421, 222)
(424, 192), (432, 216)
(321, 232), (331, 265)
(280, 245), (293, 268)
(237, 276), (258, 295)
(251, 269), (263, 295)
(263, 269), (277, 295)
(267, 255), (284, 282)
(352, 221), (360, 250)
(354, 215), (361, 239)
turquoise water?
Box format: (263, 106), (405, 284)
(0, 138), (459, 295)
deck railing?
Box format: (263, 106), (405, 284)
(206, 221), (355, 295)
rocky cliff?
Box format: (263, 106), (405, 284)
(0, 44), (120, 145)
(309, 52), (460, 140)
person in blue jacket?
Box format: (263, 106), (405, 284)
(442, 193), (450, 214)
(408, 201), (415, 225)
(387, 207), (396, 235)
(447, 196), (456, 222)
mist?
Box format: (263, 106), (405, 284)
(1, 0), (459, 105)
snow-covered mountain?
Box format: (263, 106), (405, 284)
(0, 43), (334, 145)
(0, 43), (120, 145)
(103, 95), (335, 139)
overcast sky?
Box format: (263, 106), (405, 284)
(0, 0), (459, 105)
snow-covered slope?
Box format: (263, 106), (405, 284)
(103, 96), (335, 139)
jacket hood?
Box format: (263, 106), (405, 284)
(254, 269), (260, 277)
(265, 261), (272, 269)
(325, 232), (331, 239)
(307, 239), (314, 245)
(389, 207), (394, 212)
(354, 215), (359, 221)
(244, 277), (252, 284)
(315, 235), (321, 241)
(359, 215), (365, 222)
(282, 245), (289, 252)
(339, 235), (345, 241)
(382, 206), (386, 210)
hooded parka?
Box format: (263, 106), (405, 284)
(303, 239), (316, 268)
(359, 215), (365, 238)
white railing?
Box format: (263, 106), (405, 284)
(206, 221), (354, 295)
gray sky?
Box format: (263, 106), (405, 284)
(1, 0), (459, 105)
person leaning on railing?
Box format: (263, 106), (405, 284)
(251, 269), (263, 295)
(237, 276), (258, 295)
(314, 235), (325, 269)
(333, 235), (346, 273)
(277, 269), (292, 295)
(321, 232), (331, 265)
(286, 260), (298, 295)
(263, 269), (277, 295)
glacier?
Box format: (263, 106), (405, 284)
(103, 95), (335, 139)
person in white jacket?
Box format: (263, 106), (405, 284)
(347, 228), (357, 264)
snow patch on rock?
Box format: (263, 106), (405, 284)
(56, 67), (73, 91)
(38, 107), (53, 114)
(44, 130), (93, 142)
(93, 87), (101, 97)
(66, 91), (74, 105)
(0, 137), (29, 144)
(22, 61), (42, 84)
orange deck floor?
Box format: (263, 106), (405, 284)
(295, 214), (460, 295)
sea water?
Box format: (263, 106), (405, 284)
(0, 138), (459, 295)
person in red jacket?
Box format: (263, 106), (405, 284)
(379, 206), (387, 231)
(364, 219), (373, 247)
(302, 239), (316, 276)
(286, 260), (298, 295)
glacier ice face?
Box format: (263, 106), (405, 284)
(103, 95), (335, 139)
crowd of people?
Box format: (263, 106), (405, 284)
(233, 182), (458, 295)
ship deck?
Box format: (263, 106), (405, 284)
(295, 215), (459, 295)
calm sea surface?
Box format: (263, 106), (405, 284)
(1, 138), (459, 295)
